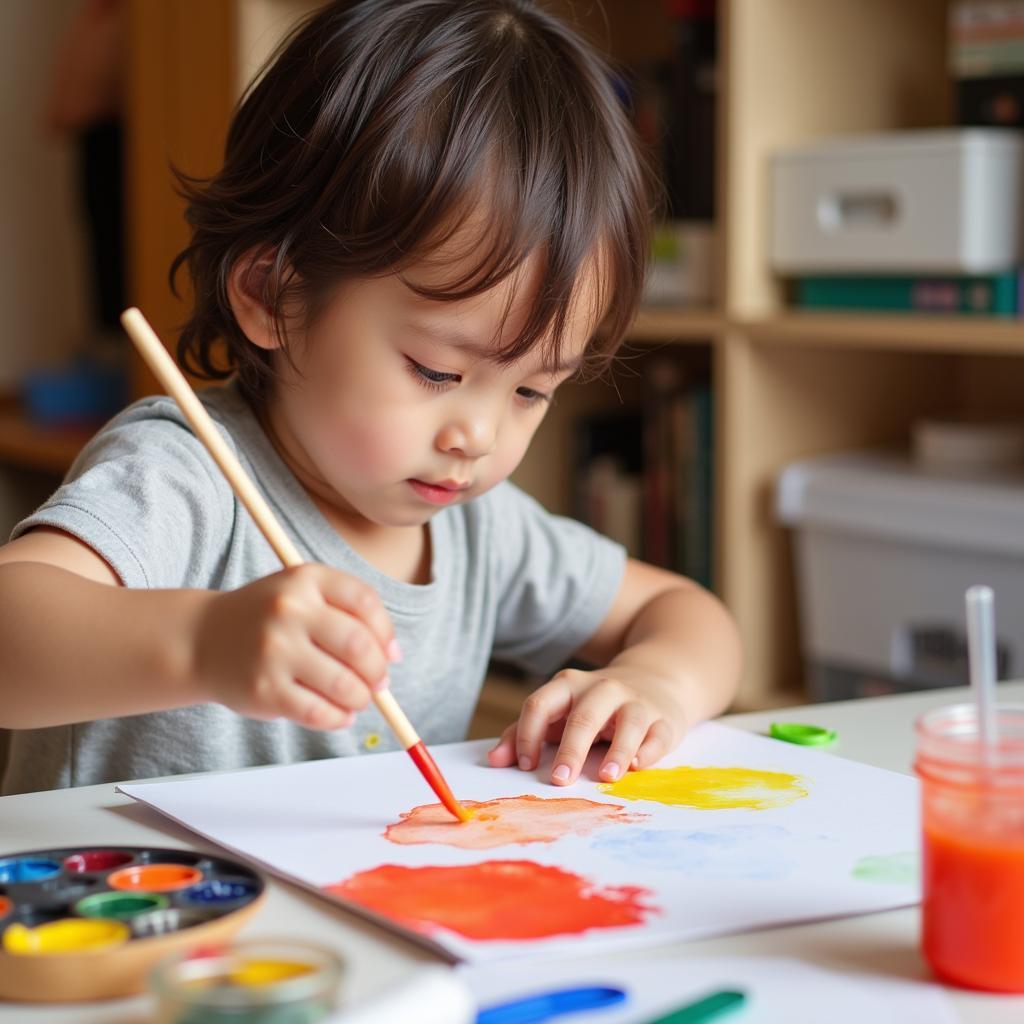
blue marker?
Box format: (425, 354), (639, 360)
(477, 984), (627, 1024)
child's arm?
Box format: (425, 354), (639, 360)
(488, 559), (741, 785)
(0, 528), (397, 731)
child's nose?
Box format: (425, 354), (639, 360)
(436, 413), (497, 459)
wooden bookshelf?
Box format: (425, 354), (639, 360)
(747, 313), (1024, 355)
(628, 307), (725, 343)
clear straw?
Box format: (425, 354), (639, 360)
(965, 584), (998, 755)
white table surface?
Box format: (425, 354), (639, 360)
(3, 683), (1024, 1022)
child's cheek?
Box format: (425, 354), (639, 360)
(331, 407), (420, 480)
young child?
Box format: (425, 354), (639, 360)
(0, 0), (740, 796)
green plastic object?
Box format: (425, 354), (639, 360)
(643, 988), (747, 1024)
(769, 721), (837, 748)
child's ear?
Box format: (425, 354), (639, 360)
(227, 250), (280, 351)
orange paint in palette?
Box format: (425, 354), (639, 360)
(108, 864), (203, 892)
(0, 898), (9, 919)
(384, 795), (647, 849)
(325, 860), (657, 941)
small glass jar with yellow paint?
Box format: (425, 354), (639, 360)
(151, 939), (344, 1024)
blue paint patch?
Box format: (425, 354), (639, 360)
(592, 825), (796, 880)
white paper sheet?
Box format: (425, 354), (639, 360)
(460, 955), (957, 1024)
(117, 723), (921, 963)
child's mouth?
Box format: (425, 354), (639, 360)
(408, 479), (465, 505)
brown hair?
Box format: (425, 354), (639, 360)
(171, 0), (656, 404)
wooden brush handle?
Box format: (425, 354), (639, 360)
(120, 307), (419, 749)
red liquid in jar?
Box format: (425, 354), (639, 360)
(923, 818), (1024, 992)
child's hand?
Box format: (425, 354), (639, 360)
(486, 666), (684, 786)
(190, 565), (398, 730)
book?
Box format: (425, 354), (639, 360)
(796, 274), (1019, 315)
(573, 363), (714, 587)
(958, 73), (1024, 126)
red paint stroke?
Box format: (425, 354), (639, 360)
(325, 859), (657, 941)
(384, 794), (647, 849)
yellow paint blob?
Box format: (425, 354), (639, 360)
(3, 918), (129, 955)
(599, 765), (809, 810)
(229, 959), (315, 987)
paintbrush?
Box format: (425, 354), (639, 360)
(120, 307), (473, 823)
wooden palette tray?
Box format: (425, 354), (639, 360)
(0, 845), (265, 1002)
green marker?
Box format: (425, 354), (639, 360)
(642, 988), (747, 1024)
(769, 721), (837, 748)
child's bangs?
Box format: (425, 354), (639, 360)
(390, 165), (612, 376)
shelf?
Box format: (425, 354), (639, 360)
(627, 306), (724, 343)
(0, 401), (93, 475)
(745, 312), (1024, 356)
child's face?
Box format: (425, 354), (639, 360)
(266, 252), (595, 528)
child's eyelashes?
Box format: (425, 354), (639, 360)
(515, 387), (550, 407)
(404, 357), (551, 406)
(406, 358), (459, 390)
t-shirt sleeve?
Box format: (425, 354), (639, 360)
(10, 403), (232, 589)
(486, 481), (627, 677)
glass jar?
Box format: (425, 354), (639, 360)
(151, 939), (344, 1024)
(914, 703), (1024, 992)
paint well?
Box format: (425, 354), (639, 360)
(592, 825), (796, 880)
(3, 918), (130, 955)
(852, 851), (919, 885)
(183, 878), (258, 904)
(599, 765), (809, 810)
(0, 858), (61, 883)
(75, 891), (168, 920)
(384, 794), (646, 849)
(108, 864), (203, 892)
(0, 897), (10, 918)
(325, 860), (657, 941)
(64, 850), (134, 873)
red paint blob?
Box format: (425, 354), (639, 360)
(0, 896), (10, 918)
(325, 859), (657, 941)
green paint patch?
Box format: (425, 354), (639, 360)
(851, 852), (918, 885)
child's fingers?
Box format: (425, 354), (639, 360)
(310, 610), (390, 693)
(295, 645), (375, 713)
(314, 567), (397, 660)
(515, 676), (574, 772)
(265, 676), (355, 732)
(598, 701), (653, 782)
(486, 723), (518, 767)
(634, 719), (676, 769)
(549, 679), (621, 786)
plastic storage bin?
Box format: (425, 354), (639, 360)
(770, 129), (1024, 274)
(777, 450), (1024, 700)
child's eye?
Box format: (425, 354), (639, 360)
(407, 358), (459, 390)
(516, 387), (550, 407)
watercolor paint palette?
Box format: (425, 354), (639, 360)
(0, 846), (265, 1002)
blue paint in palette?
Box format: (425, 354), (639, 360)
(183, 878), (258, 905)
(592, 825), (796, 881)
(0, 858), (62, 883)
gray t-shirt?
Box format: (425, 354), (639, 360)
(3, 380), (625, 794)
